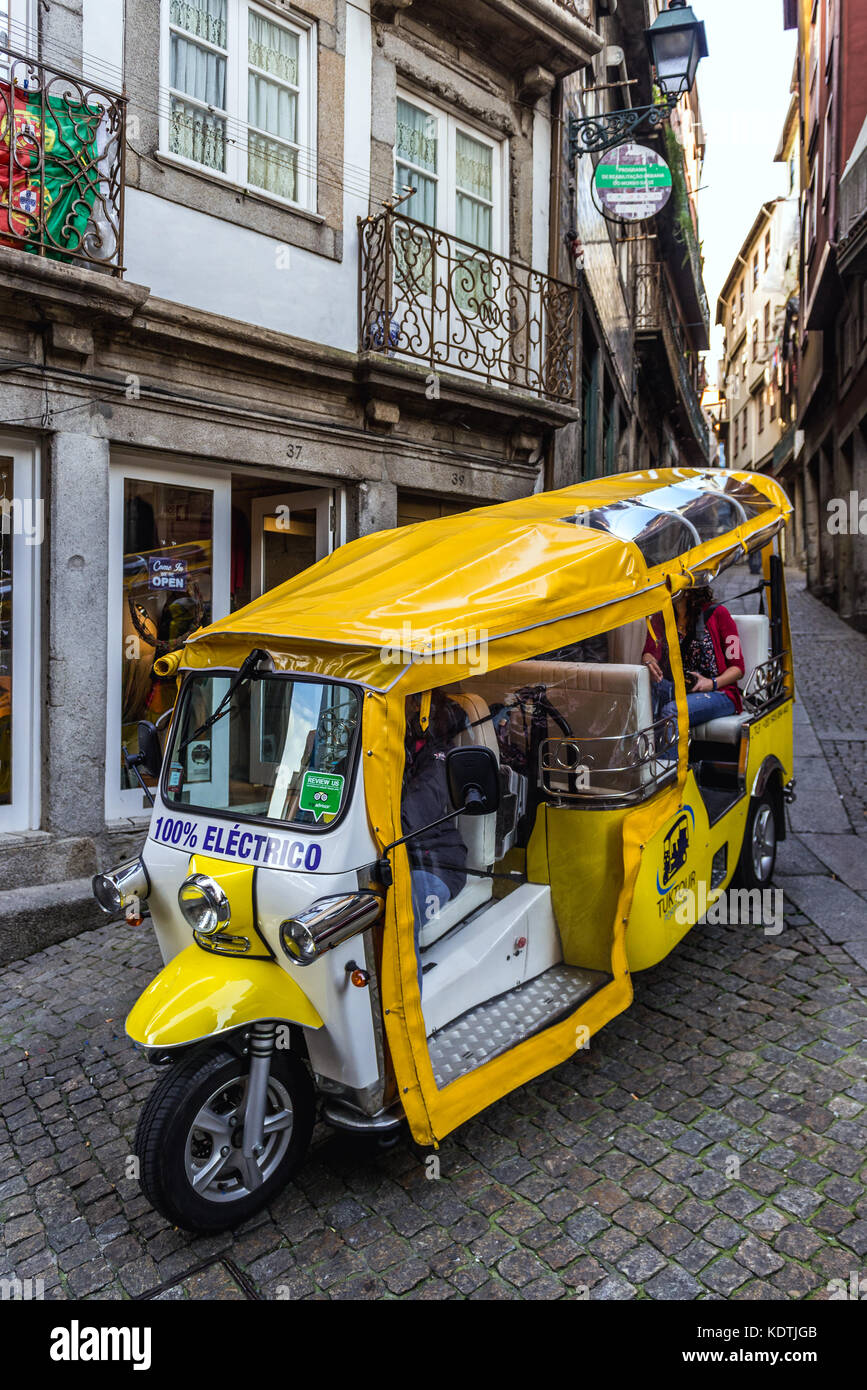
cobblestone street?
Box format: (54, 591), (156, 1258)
(1, 571), (866, 1302)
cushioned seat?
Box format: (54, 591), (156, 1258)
(418, 690), (498, 950)
(457, 659), (654, 796)
(692, 613), (770, 744)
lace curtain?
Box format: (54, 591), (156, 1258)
(395, 99), (437, 226)
(169, 27), (227, 171)
(455, 130), (492, 249)
(170, 0), (227, 48)
(248, 13), (299, 200)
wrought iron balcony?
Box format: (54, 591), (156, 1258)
(0, 45), (126, 273)
(358, 208), (579, 405)
(634, 261), (711, 462)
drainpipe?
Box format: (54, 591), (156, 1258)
(544, 76), (566, 491)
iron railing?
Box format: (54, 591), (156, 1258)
(634, 261), (711, 461)
(358, 208), (579, 403)
(0, 45), (126, 273)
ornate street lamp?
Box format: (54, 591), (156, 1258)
(646, 0), (709, 101)
(568, 1), (708, 164)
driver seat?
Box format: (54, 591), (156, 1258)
(417, 691), (497, 950)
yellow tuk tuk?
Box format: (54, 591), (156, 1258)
(95, 467), (795, 1231)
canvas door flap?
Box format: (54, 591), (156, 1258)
(370, 588), (690, 1146)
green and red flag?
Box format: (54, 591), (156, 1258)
(0, 79), (103, 259)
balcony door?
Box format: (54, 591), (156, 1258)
(391, 93), (509, 383)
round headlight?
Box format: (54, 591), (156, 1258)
(279, 919), (318, 965)
(178, 874), (231, 935)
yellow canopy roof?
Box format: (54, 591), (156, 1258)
(183, 468), (790, 688)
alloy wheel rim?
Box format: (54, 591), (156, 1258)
(751, 804), (775, 883)
(184, 1074), (294, 1203)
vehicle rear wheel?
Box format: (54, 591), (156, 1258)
(734, 790), (777, 890)
(134, 1045), (314, 1233)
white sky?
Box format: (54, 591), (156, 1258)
(694, 1), (798, 376)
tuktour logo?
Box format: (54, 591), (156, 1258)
(658, 806), (694, 891)
(656, 805), (697, 924)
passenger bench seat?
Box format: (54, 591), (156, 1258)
(691, 613), (771, 744)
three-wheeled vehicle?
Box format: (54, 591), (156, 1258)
(94, 468), (796, 1231)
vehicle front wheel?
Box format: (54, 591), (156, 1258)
(734, 790), (777, 890)
(134, 1045), (314, 1233)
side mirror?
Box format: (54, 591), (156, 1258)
(446, 746), (500, 817)
(137, 720), (163, 779)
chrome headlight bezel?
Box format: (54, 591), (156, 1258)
(279, 892), (383, 967)
(177, 873), (232, 935)
(92, 857), (150, 915)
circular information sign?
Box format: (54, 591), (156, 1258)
(594, 142), (673, 222)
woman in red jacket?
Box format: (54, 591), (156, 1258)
(642, 586), (744, 753)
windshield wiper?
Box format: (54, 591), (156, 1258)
(178, 648), (269, 754)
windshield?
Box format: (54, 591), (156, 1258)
(164, 674), (361, 827)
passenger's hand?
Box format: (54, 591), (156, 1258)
(690, 673), (714, 693)
(642, 653), (663, 683)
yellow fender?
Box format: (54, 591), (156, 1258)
(126, 944), (322, 1050)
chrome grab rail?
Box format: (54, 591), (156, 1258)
(742, 651), (790, 715)
(539, 712), (680, 803)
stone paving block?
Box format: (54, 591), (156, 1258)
(799, 833), (867, 889)
(3, 598), (867, 1304)
(786, 758), (852, 834)
(782, 877), (867, 946)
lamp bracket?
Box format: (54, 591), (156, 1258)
(567, 91), (679, 165)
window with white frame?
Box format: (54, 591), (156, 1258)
(0, 436), (40, 833)
(395, 93), (504, 254)
(0, 0), (35, 76)
(0, 0), (33, 48)
(162, 0), (316, 210)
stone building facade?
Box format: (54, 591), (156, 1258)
(781, 0), (867, 630)
(0, 0), (603, 956)
(0, 0), (711, 957)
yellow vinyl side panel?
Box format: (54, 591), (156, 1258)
(126, 944), (323, 1048)
(369, 593), (690, 1148)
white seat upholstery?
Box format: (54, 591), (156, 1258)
(418, 876), (493, 949)
(418, 690), (498, 950)
(608, 618), (649, 666)
(692, 612), (770, 744)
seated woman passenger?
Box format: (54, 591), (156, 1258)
(402, 692), (468, 990)
(642, 586), (744, 755)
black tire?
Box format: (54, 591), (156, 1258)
(733, 790), (777, 890)
(134, 1045), (315, 1233)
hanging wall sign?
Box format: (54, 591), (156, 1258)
(594, 142), (672, 222)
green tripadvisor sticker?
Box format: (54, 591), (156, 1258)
(299, 770), (345, 821)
